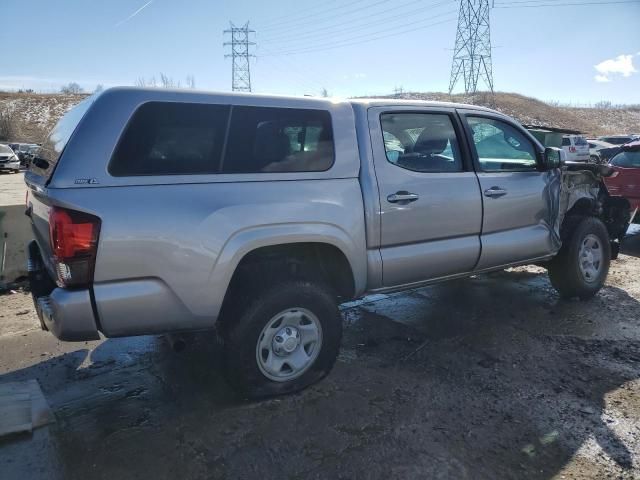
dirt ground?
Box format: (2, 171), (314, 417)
(0, 228), (638, 479)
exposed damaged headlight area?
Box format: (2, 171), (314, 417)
(555, 162), (632, 258)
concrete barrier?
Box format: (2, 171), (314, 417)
(0, 204), (30, 284)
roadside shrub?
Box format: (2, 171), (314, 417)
(0, 109), (13, 141)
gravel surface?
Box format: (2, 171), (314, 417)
(0, 234), (639, 479)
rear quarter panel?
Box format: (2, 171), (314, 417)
(44, 89), (367, 336)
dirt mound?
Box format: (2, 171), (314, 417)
(1, 90), (638, 143)
(370, 91), (640, 136)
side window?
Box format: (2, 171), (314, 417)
(562, 137), (571, 147)
(222, 106), (334, 173)
(110, 102), (229, 176)
(467, 117), (538, 172)
(380, 113), (462, 173)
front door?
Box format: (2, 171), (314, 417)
(369, 107), (483, 287)
(460, 112), (556, 270)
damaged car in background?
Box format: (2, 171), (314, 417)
(24, 89), (631, 398)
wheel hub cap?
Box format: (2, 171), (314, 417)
(273, 326), (301, 355)
(256, 308), (323, 382)
(579, 234), (603, 283)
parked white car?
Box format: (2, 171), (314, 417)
(561, 135), (590, 162)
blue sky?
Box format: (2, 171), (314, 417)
(1, 0), (639, 104)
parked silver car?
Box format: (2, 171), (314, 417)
(598, 134), (640, 145)
(25, 88), (631, 398)
(587, 139), (615, 163)
(0, 144), (21, 173)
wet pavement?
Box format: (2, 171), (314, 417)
(1, 233), (639, 479)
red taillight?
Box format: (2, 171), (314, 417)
(569, 146), (576, 153)
(49, 207), (100, 288)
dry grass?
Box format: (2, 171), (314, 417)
(0, 92), (87, 143)
(370, 91), (640, 136)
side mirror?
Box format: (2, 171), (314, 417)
(542, 147), (565, 170)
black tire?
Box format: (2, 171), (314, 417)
(548, 216), (611, 300)
(222, 280), (342, 399)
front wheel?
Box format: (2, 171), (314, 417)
(222, 281), (342, 399)
(548, 217), (611, 299)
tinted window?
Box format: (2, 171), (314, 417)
(574, 136), (588, 146)
(222, 106), (333, 173)
(380, 113), (462, 172)
(561, 137), (571, 146)
(468, 117), (537, 171)
(611, 151), (640, 168)
(110, 102), (229, 176)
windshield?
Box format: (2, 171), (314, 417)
(31, 94), (96, 178)
(0, 145), (13, 154)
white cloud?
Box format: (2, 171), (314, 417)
(593, 54), (637, 82)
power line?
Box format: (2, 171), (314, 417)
(261, 0), (451, 45)
(258, 0), (369, 30)
(494, 0), (639, 6)
(260, 12), (458, 57)
(259, 0), (391, 33)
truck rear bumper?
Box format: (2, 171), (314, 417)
(27, 241), (100, 341)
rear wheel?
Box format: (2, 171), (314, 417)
(222, 280), (342, 399)
(548, 216), (611, 299)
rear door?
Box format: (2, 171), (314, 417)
(368, 106), (483, 287)
(459, 111), (556, 270)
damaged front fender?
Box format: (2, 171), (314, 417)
(551, 162), (631, 258)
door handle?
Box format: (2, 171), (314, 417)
(387, 191), (419, 203)
(484, 187), (507, 198)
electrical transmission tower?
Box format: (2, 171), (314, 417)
(223, 22), (255, 92)
(448, 0), (494, 95)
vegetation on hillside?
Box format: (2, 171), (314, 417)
(0, 90), (638, 144)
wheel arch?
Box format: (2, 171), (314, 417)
(208, 224), (366, 324)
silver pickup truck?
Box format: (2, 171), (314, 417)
(25, 88), (630, 398)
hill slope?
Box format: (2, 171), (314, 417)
(0, 92), (87, 142)
(1, 91), (638, 144)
